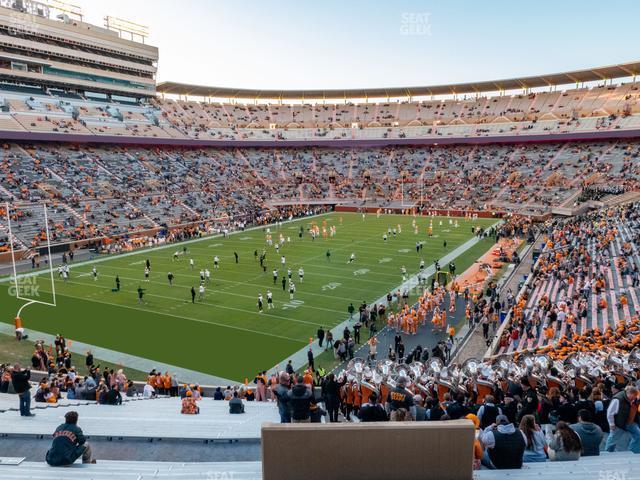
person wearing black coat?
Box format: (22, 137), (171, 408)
(447, 394), (470, 420)
(516, 378), (538, 423)
(105, 386), (122, 405)
(11, 364), (34, 417)
(307, 349), (315, 372)
(85, 352), (93, 369)
(359, 392), (388, 422)
(287, 377), (315, 422)
(322, 373), (341, 422)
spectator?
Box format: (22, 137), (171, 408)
(309, 402), (326, 423)
(143, 381), (156, 399)
(125, 380), (138, 397)
(0, 364), (10, 393)
(229, 391), (245, 414)
(605, 385), (640, 453)
(273, 372), (291, 423)
(10, 363), (34, 417)
(245, 388), (255, 401)
(447, 393), (470, 420)
(477, 395), (501, 429)
(466, 413), (484, 470)
(414, 395), (426, 421)
(385, 376), (415, 420)
(390, 408), (412, 422)
(105, 385), (122, 405)
(213, 386), (224, 400)
(321, 372), (340, 423)
(45, 411), (95, 466)
(520, 414), (548, 462)
(549, 421), (582, 461)
(517, 379), (539, 423)
(480, 414), (526, 469)
(180, 390), (199, 414)
(287, 375), (315, 423)
(571, 409), (603, 456)
(359, 392), (388, 422)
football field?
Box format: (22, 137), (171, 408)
(0, 212), (497, 381)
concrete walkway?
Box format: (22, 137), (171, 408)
(0, 323), (236, 386)
(273, 223), (501, 374)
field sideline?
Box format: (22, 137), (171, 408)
(0, 212), (497, 381)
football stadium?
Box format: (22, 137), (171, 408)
(0, 0), (639, 478)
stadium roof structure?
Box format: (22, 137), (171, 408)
(157, 60), (640, 100)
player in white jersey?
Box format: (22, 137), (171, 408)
(257, 294), (264, 313)
(267, 290), (274, 309)
(205, 269), (211, 284)
(199, 284), (205, 300)
(213, 256), (219, 269)
(348, 253), (356, 264)
(298, 267), (304, 283)
(272, 269), (278, 284)
(144, 266), (150, 281)
(199, 270), (205, 282)
(289, 282), (296, 300)
(281, 255), (286, 266)
(92, 267), (98, 281)
(189, 258), (194, 269)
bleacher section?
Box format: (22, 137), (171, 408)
(1, 139), (639, 248)
(0, 459), (263, 479)
(0, 437), (637, 480)
(493, 204), (640, 357)
(0, 396), (278, 441)
(0, 82), (639, 144)
(475, 452), (640, 480)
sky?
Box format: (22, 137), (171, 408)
(71, 0), (640, 90)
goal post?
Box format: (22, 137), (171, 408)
(6, 202), (57, 317)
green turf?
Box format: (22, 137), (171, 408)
(0, 212), (497, 381)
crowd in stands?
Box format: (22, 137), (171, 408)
(154, 82), (640, 133)
(1, 139), (639, 251)
(0, 338), (141, 408)
(4, 81), (640, 144)
(496, 201), (640, 357)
